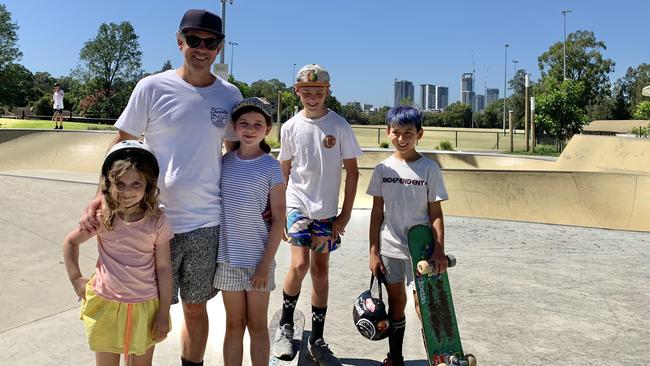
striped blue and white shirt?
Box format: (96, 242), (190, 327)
(218, 151), (285, 267)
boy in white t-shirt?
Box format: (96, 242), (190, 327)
(367, 106), (449, 366)
(273, 64), (362, 365)
(52, 83), (64, 129)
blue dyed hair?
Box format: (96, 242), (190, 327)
(385, 106), (423, 131)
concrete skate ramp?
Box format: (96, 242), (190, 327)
(2, 130), (648, 232)
(352, 168), (650, 232)
(0, 130), (113, 173)
(358, 148), (556, 170)
(556, 134), (650, 174)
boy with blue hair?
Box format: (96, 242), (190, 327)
(367, 106), (449, 366)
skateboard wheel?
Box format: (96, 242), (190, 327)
(417, 260), (432, 275)
(465, 354), (477, 366)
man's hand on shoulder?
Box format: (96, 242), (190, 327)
(78, 195), (103, 232)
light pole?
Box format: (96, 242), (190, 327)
(228, 41), (238, 77)
(292, 63), (296, 86)
(219, 0), (234, 65)
(503, 44), (509, 134)
(525, 73), (530, 151)
(512, 60), (519, 78)
(562, 10), (572, 81)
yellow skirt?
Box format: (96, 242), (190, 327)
(80, 280), (165, 356)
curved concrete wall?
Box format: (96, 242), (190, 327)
(2, 130), (648, 232)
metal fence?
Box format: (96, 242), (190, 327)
(350, 125), (560, 152)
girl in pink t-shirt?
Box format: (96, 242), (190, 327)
(63, 141), (173, 366)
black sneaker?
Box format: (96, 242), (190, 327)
(306, 337), (342, 366)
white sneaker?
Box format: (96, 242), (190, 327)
(272, 323), (295, 359)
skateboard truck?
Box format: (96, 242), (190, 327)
(416, 255), (457, 276)
(447, 353), (477, 366)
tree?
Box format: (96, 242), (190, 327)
(341, 104), (369, 125)
(325, 95), (343, 115)
(76, 22), (143, 117)
(30, 72), (57, 100)
(227, 75), (252, 98)
(612, 63), (650, 119)
(442, 102), (472, 127)
(477, 98), (505, 128)
(0, 63), (33, 108)
(399, 97), (413, 106)
(159, 60), (173, 73)
(508, 70), (534, 128)
(538, 30), (614, 107)
(535, 79), (589, 142)
(250, 79), (287, 100)
(368, 106), (390, 125)
(0, 4), (22, 69)
(634, 101), (650, 120)
(422, 111), (443, 127)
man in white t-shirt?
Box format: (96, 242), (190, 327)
(52, 83), (64, 129)
(78, 9), (242, 366)
(272, 64), (362, 365)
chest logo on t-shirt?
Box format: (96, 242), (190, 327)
(210, 107), (229, 128)
(382, 176), (427, 186)
(323, 135), (336, 149)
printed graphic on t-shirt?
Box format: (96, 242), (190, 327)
(323, 135), (336, 148)
(211, 107), (229, 127)
(382, 176), (427, 186)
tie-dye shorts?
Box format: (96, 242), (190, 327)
(286, 208), (341, 253)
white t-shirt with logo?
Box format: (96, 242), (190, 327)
(115, 70), (242, 233)
(278, 110), (362, 219)
(366, 155), (448, 259)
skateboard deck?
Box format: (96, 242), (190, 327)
(407, 225), (476, 366)
(268, 309), (305, 366)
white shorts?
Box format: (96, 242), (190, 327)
(213, 261), (276, 292)
(381, 255), (415, 291)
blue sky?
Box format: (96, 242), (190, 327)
(4, 0), (649, 107)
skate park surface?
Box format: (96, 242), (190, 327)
(0, 130), (649, 365)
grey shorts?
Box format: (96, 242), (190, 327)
(381, 255), (415, 291)
(170, 225), (220, 304)
(213, 261), (276, 292)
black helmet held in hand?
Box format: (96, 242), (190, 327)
(353, 273), (393, 341)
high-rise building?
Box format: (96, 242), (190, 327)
(461, 73), (476, 111)
(475, 94), (485, 112)
(435, 86), (449, 110)
(419, 84), (436, 111)
(346, 101), (362, 110)
(486, 88), (499, 106)
(363, 104), (374, 113)
(394, 79), (414, 107)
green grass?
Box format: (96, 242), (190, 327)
(0, 118), (116, 131)
(511, 145), (560, 157)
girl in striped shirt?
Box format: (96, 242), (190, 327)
(213, 97), (286, 366)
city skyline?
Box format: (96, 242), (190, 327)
(4, 0), (648, 107)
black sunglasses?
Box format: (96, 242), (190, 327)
(183, 34), (223, 50)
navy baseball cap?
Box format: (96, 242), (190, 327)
(179, 9), (224, 37)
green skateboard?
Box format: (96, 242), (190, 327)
(407, 225), (476, 366)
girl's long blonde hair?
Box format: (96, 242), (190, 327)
(100, 159), (162, 230)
